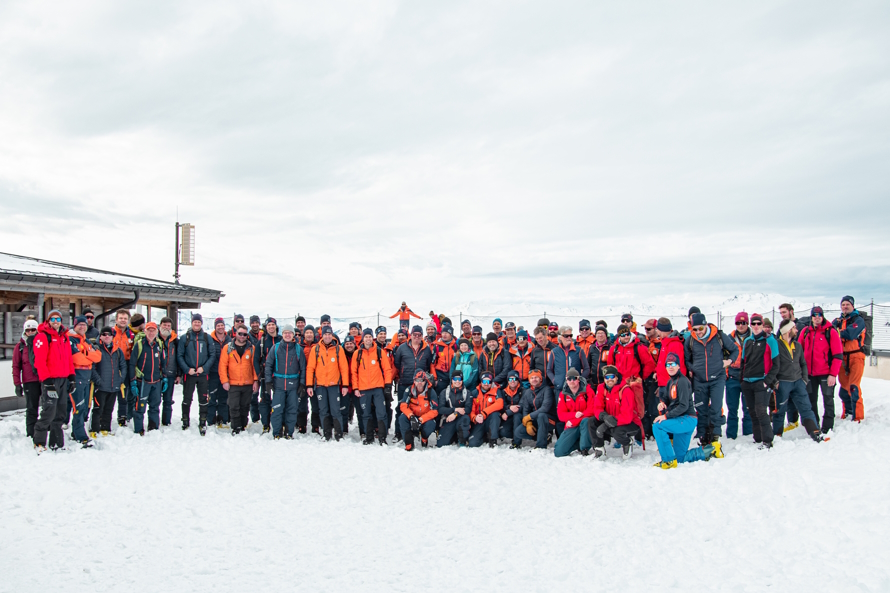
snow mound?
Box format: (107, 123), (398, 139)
(1, 379), (889, 591)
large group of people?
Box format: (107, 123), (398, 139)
(11, 297), (869, 469)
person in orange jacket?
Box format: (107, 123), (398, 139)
(69, 315), (102, 445)
(468, 372), (504, 447)
(306, 326), (350, 441)
(219, 325), (260, 435)
(390, 302), (422, 335)
(111, 309), (134, 427)
(834, 296), (867, 422)
(398, 370), (439, 450)
(351, 328), (394, 445)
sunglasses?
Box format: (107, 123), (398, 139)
(25, 328), (37, 333)
(452, 378), (463, 382)
(604, 374), (617, 381)
(48, 317), (62, 322)
(812, 314), (823, 318)
(85, 315), (94, 319)
(665, 362), (679, 369)
(472, 332), (482, 336)
(237, 332), (249, 337)
(507, 378), (518, 382)
(562, 334), (573, 338)
(736, 321), (748, 325)
(481, 379), (492, 385)
(566, 377), (579, 382)
(750, 321), (763, 326)
(693, 326), (706, 332)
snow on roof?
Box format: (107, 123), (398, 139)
(0, 252), (222, 299)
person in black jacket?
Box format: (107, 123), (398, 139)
(129, 322), (166, 435)
(90, 326), (127, 435)
(587, 325), (611, 390)
(177, 313), (218, 434)
(513, 369), (554, 449)
(392, 326), (436, 441)
(652, 353), (723, 469)
(158, 317), (179, 427)
(530, 327), (552, 386)
(436, 372), (473, 447)
(773, 320), (825, 443)
(479, 332), (511, 386)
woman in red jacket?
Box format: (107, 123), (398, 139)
(31, 309), (76, 452)
(587, 365), (642, 460)
(553, 368), (595, 457)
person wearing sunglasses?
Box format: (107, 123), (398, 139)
(588, 365), (646, 460)
(31, 309), (77, 452)
(450, 338), (479, 390)
(262, 324), (301, 439)
(553, 368), (594, 457)
(392, 325), (435, 443)
(684, 312), (739, 445)
(772, 319), (825, 443)
(470, 325), (486, 359)
(833, 296), (867, 422)
(128, 322), (166, 435)
(724, 312), (753, 440)
(437, 371), (473, 447)
(479, 332), (511, 388)
(607, 325), (655, 385)
(547, 326), (590, 400)
(797, 306), (842, 433)
(468, 371), (504, 448)
(547, 322), (560, 346)
(90, 326), (126, 437)
(652, 353), (724, 469)
(507, 330), (534, 389)
(587, 325), (611, 391)
(498, 370), (525, 444)
(13, 318), (42, 438)
(81, 307), (99, 341)
(399, 370), (439, 451)
(739, 313), (780, 449)
(513, 369), (554, 449)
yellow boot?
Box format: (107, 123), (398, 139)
(653, 459), (678, 470)
(783, 421), (799, 433)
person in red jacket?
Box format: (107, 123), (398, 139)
(608, 325), (656, 380)
(13, 318), (41, 438)
(798, 306), (843, 433)
(31, 309), (76, 452)
(587, 365), (643, 460)
(553, 368), (594, 457)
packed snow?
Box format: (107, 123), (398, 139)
(1, 379), (889, 592)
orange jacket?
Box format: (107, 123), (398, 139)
(390, 307), (422, 321)
(399, 382), (438, 423)
(113, 325), (134, 360)
(307, 341), (349, 387)
(575, 334), (596, 357)
(509, 343), (535, 380)
(472, 340), (486, 360)
(350, 343), (394, 391)
(218, 342), (258, 386)
(432, 338), (457, 376)
(471, 387), (504, 421)
(69, 331), (101, 370)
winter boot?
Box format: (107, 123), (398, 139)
(622, 442), (634, 460)
(297, 412), (308, 434)
(182, 418), (190, 431)
(262, 425), (270, 434)
(333, 419), (344, 442)
(377, 420), (388, 446)
(422, 437), (429, 448)
(783, 421), (799, 433)
(147, 420), (158, 432)
(198, 415), (207, 436)
(404, 430), (415, 451)
(703, 441), (724, 459)
(593, 447), (606, 459)
(323, 417), (333, 441)
(801, 418), (825, 442)
(654, 459), (678, 469)
(363, 420), (376, 445)
(311, 412), (321, 434)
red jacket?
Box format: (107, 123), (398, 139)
(608, 337), (656, 380)
(799, 321), (843, 377)
(556, 383), (595, 428)
(32, 321), (75, 381)
(655, 334), (686, 387)
(591, 380), (638, 427)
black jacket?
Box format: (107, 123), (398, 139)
(92, 341), (127, 392)
(393, 341), (436, 387)
(660, 373), (695, 419)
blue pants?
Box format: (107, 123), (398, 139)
(207, 375), (229, 424)
(340, 391), (361, 432)
(513, 414), (551, 448)
(724, 377), (752, 439)
(554, 418), (592, 457)
(271, 385), (299, 436)
(652, 415), (707, 463)
(70, 374), (91, 442)
(358, 388), (386, 433)
(133, 380), (162, 433)
(693, 377), (726, 437)
(773, 379), (817, 436)
(161, 376), (176, 425)
(468, 414), (501, 447)
(437, 414), (471, 447)
(397, 415), (436, 440)
(316, 386), (341, 422)
(499, 413), (524, 443)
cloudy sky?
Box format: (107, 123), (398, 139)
(1, 0), (888, 316)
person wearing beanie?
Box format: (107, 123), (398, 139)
(508, 329), (534, 388)
(530, 327), (553, 383)
(228, 314), (246, 340)
(833, 296), (866, 422)
(739, 313), (780, 449)
(155, 316), (179, 428)
(67, 314), (102, 445)
(389, 302), (422, 336)
(298, 324), (319, 434)
(470, 326), (486, 359)
(450, 336), (479, 390)
(652, 353), (723, 468)
(263, 324), (303, 439)
(468, 371), (504, 448)
(497, 369), (525, 444)
(295, 315), (306, 332)
(369, 326), (397, 438)
(128, 321), (166, 435)
(176, 311), (218, 435)
(724, 312), (753, 439)
(347, 322), (361, 346)
(460, 319), (472, 342)
(513, 369), (555, 449)
(587, 325), (611, 391)
(340, 334), (361, 437)
(684, 312), (739, 444)
(620, 313), (648, 345)
(762, 317), (774, 336)
(90, 326), (127, 437)
(31, 309), (77, 452)
(492, 318), (503, 337)
(430, 323), (458, 394)
(772, 319), (825, 443)
(350, 328), (394, 445)
(428, 311), (442, 336)
(607, 324), (655, 385)
(547, 322), (560, 346)
(398, 370), (439, 450)
(479, 332), (511, 388)
(576, 319), (595, 358)
(537, 318), (550, 330)
(12, 318), (42, 438)
(553, 367), (595, 457)
(798, 307), (843, 433)
(425, 321), (438, 345)
(586, 365), (647, 460)
(206, 317), (232, 429)
(654, 317), (686, 395)
(436, 371), (473, 447)
(547, 326), (590, 394)
(81, 307), (99, 340)
(110, 310), (135, 427)
(306, 322), (350, 441)
(639, 318), (663, 438)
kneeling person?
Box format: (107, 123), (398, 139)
(437, 372), (473, 447)
(398, 370), (439, 450)
(587, 365), (642, 460)
(554, 368), (594, 457)
(513, 369), (554, 449)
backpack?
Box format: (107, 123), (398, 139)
(269, 342), (300, 378)
(611, 341), (646, 377)
(183, 330), (210, 361)
(356, 345), (385, 382)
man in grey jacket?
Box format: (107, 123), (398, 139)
(684, 312), (739, 444)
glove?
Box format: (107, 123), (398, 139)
(162, 378), (169, 392)
(409, 416), (421, 433)
(42, 378), (54, 387)
(526, 421), (536, 437)
(15, 385), (23, 397)
(603, 414), (618, 428)
(522, 414), (532, 426)
(596, 421), (609, 439)
(130, 380), (139, 398)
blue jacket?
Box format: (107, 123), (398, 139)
(684, 324), (738, 383)
(520, 384), (554, 421)
(92, 341), (127, 392)
(547, 342), (590, 389)
(264, 339), (306, 390)
(177, 329), (218, 375)
(450, 352), (479, 389)
(129, 334), (165, 384)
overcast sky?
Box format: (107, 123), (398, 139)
(1, 0), (888, 316)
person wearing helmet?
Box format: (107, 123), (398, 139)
(398, 370), (439, 450)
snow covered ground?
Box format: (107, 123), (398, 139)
(1, 380), (889, 592)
